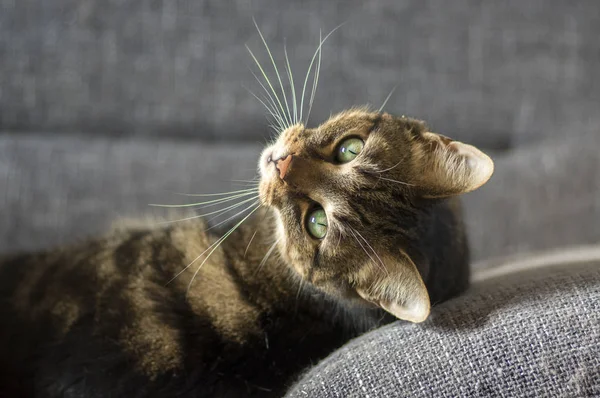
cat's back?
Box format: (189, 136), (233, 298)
(0, 219), (221, 397)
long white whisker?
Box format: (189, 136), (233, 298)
(305, 29), (322, 126)
(349, 228), (386, 275)
(376, 176), (415, 187)
(254, 238), (281, 276)
(244, 85), (285, 131)
(284, 42), (298, 124)
(352, 227), (389, 276)
(245, 84), (283, 124)
(295, 276), (305, 314)
(253, 18), (293, 128)
(348, 229), (371, 260)
(246, 45), (290, 129)
(244, 229), (260, 258)
(173, 188), (258, 197)
(165, 202), (260, 285)
(204, 197), (260, 225)
(159, 196), (259, 225)
(247, 69), (287, 128)
(376, 160), (403, 174)
(378, 86), (397, 112)
(248, 69), (282, 115)
(299, 23), (345, 123)
(149, 191), (257, 208)
(166, 236), (223, 286)
(204, 200), (261, 232)
(187, 205), (261, 292)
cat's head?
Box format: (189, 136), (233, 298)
(258, 109), (493, 322)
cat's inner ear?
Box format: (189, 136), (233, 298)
(354, 253), (430, 323)
(411, 131), (494, 198)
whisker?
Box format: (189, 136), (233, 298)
(204, 197), (260, 224)
(186, 205), (262, 292)
(247, 69), (287, 128)
(166, 235), (223, 286)
(230, 180), (261, 187)
(299, 23), (345, 123)
(165, 202), (261, 285)
(283, 42), (299, 125)
(173, 188), (258, 197)
(375, 160), (403, 174)
(246, 45), (291, 128)
(335, 228), (344, 252)
(248, 68), (282, 116)
(268, 122), (282, 134)
(254, 238), (281, 276)
(253, 18), (293, 128)
(244, 229), (259, 258)
(349, 228), (387, 276)
(294, 276), (305, 314)
(376, 176), (415, 187)
(159, 196), (259, 225)
(378, 86), (397, 112)
(348, 229), (374, 263)
(204, 200), (261, 232)
(305, 29), (322, 126)
(244, 85), (285, 131)
(149, 191), (257, 208)
(352, 227), (389, 276)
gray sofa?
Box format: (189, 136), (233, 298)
(1, 1), (599, 396)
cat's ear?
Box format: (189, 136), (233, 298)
(411, 132), (494, 198)
(355, 253), (430, 323)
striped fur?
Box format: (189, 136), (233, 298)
(0, 110), (492, 397)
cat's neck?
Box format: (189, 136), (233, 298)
(218, 207), (384, 334)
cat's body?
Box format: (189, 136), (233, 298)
(0, 203), (467, 398)
(0, 110), (491, 397)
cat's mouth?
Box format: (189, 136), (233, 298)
(260, 143), (295, 178)
(258, 145), (290, 206)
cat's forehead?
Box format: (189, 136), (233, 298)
(309, 109), (378, 146)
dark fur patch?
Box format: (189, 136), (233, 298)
(0, 109), (491, 397)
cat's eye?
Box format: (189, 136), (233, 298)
(306, 207), (328, 239)
(336, 137), (364, 163)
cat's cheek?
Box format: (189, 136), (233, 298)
(274, 210), (286, 243)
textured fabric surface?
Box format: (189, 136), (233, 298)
(2, 133), (599, 262)
(463, 134), (600, 263)
(286, 257), (600, 397)
(2, 0), (600, 149)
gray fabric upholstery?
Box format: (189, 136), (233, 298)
(464, 134), (600, 262)
(286, 257), (600, 397)
(0, 134), (260, 254)
(2, 0), (600, 149)
(2, 1), (600, 397)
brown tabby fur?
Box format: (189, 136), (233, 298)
(0, 110), (493, 397)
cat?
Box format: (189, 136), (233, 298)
(0, 107), (493, 397)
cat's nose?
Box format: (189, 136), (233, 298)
(275, 154), (293, 180)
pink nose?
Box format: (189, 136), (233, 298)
(275, 154), (293, 180)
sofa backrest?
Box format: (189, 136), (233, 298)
(1, 0), (599, 149)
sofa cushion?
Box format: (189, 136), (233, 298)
(2, 1), (600, 149)
(285, 250), (600, 397)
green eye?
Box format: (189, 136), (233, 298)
(306, 208), (328, 239)
(336, 137), (364, 163)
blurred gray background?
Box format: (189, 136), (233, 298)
(1, 0), (599, 262)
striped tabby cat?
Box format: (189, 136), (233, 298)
(0, 30), (493, 398)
